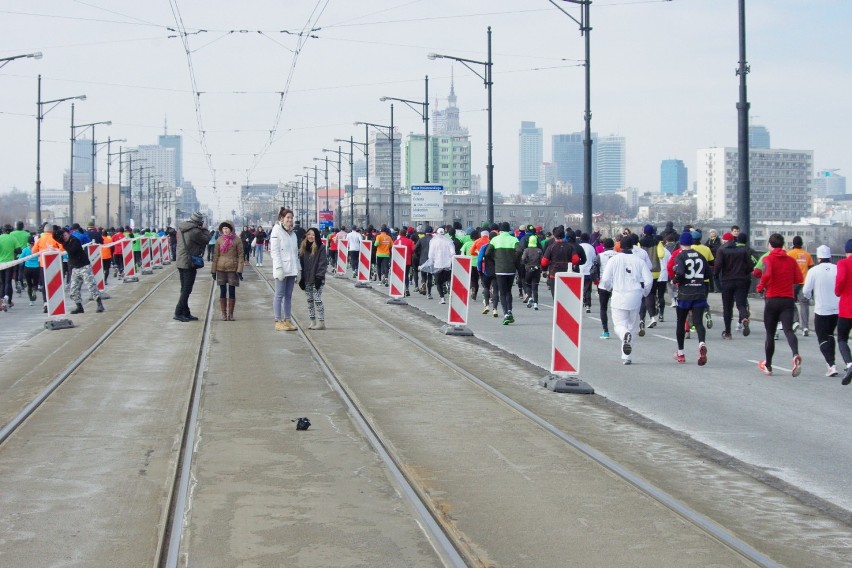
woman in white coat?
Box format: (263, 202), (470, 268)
(270, 207), (301, 331)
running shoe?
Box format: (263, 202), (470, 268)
(697, 343), (708, 366)
(622, 332), (632, 355)
(502, 315), (511, 325)
(638, 320), (646, 337)
(600, 331), (610, 339)
(527, 298), (533, 308)
(742, 318), (750, 337)
(791, 355), (802, 378)
(493, 308), (499, 318)
(648, 316), (658, 328)
(533, 303), (539, 311)
(704, 311), (713, 329)
(721, 331), (732, 340)
(758, 360), (773, 376)
(674, 352), (686, 364)
(826, 365), (838, 378)
(843, 365), (852, 386)
(802, 328), (809, 337)
(792, 321), (800, 332)
(736, 322), (743, 332)
(622, 359), (632, 365)
(427, 294), (433, 300)
(440, 297), (446, 304)
(482, 305), (491, 315)
(506, 312), (514, 324)
(658, 314), (664, 323)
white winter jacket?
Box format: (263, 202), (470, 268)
(270, 222), (300, 279)
(598, 251), (652, 310)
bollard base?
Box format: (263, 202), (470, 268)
(141, 268), (153, 275)
(44, 318), (75, 331)
(540, 375), (594, 394)
(387, 298), (408, 305)
(124, 276), (139, 283)
(98, 292), (112, 300)
(334, 273), (348, 279)
(153, 265), (163, 270)
(355, 282), (372, 288)
(441, 324), (474, 336)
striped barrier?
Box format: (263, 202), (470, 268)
(387, 245), (407, 305)
(152, 236), (163, 269)
(440, 255), (473, 336)
(140, 237), (153, 275)
(335, 238), (348, 277)
(42, 250), (74, 330)
(86, 243), (111, 299)
(160, 236), (172, 264)
(123, 238), (139, 283)
(355, 240), (372, 288)
(541, 272), (593, 394)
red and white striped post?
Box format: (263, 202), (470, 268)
(441, 255), (473, 336)
(160, 236), (171, 264)
(542, 272), (594, 394)
(123, 238), (139, 283)
(335, 238), (348, 278)
(140, 236), (153, 275)
(42, 250), (74, 330)
(387, 244), (407, 305)
(152, 236), (163, 269)
(355, 240), (372, 288)
(86, 243), (111, 299)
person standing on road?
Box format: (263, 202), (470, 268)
(755, 233), (804, 377)
(211, 221), (244, 321)
(803, 245), (840, 377)
(374, 227), (393, 286)
(299, 227), (328, 330)
(715, 232), (757, 339)
(834, 239), (852, 385)
(429, 227), (456, 305)
(485, 222), (520, 325)
(788, 236), (815, 336)
(271, 207), (300, 331)
(346, 226), (361, 278)
(672, 232), (710, 366)
(254, 226), (267, 267)
(174, 212), (210, 322)
(55, 226), (104, 315)
(598, 235), (652, 365)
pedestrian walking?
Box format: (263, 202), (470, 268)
(755, 233), (804, 377)
(55, 226), (104, 314)
(598, 235), (652, 365)
(174, 212), (210, 322)
(803, 245), (840, 377)
(254, 226), (267, 267)
(271, 207), (300, 331)
(211, 221), (244, 321)
(299, 227), (328, 329)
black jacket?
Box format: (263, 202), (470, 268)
(64, 235), (90, 269)
(714, 244), (756, 282)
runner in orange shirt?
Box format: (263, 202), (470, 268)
(787, 235), (815, 335)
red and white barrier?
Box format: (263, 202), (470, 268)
(42, 250), (74, 329)
(541, 272), (593, 394)
(387, 245), (407, 304)
(140, 236), (153, 274)
(152, 236), (163, 269)
(440, 255), (473, 336)
(123, 238), (139, 282)
(160, 236), (171, 264)
(355, 240), (372, 287)
(86, 243), (111, 298)
(335, 238), (348, 277)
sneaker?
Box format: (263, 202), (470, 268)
(736, 322), (743, 332)
(742, 318), (750, 337)
(791, 355), (802, 378)
(523, 295), (531, 304)
(638, 320), (646, 337)
(600, 331), (610, 339)
(826, 365), (838, 377)
(493, 308), (499, 318)
(622, 332), (632, 355)
(697, 343), (708, 366)
(623, 359), (632, 365)
(405, 290), (411, 297)
(843, 365), (852, 386)
(674, 352), (686, 363)
(792, 321), (800, 332)
(482, 305), (491, 315)
(648, 316), (658, 328)
(502, 315), (511, 325)
(704, 311), (713, 329)
(758, 360), (773, 376)
(802, 328), (809, 337)
(29, 300), (34, 306)
(774, 332), (780, 340)
(427, 294), (433, 300)
(721, 331), (732, 340)
(506, 312), (514, 324)
(526, 298), (533, 308)
(173, 314), (191, 322)
(275, 320), (286, 331)
(440, 297), (446, 304)
(658, 314), (664, 323)
(533, 303), (538, 311)
(585, 305), (591, 313)
(671, 300), (677, 308)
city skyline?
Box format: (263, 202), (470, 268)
(1, 1), (849, 221)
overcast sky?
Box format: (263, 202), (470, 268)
(1, 0), (850, 220)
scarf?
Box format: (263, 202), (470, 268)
(219, 232), (236, 254)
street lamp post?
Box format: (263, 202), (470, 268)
(381, 75), (430, 184)
(355, 114), (395, 228)
(736, 0), (751, 236)
(0, 51), (42, 69)
(35, 75), (85, 229)
(428, 28), (494, 225)
(100, 137), (125, 228)
(70, 115), (111, 224)
(110, 146), (135, 228)
(332, 138), (357, 227)
(322, 146), (345, 228)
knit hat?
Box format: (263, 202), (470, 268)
(218, 220), (234, 232)
(817, 245), (831, 259)
(190, 211), (204, 224)
(690, 230), (701, 242)
(643, 224), (655, 235)
(680, 231), (693, 246)
(436, 227), (445, 235)
(480, 230), (489, 237)
(846, 239), (852, 254)
(424, 225), (433, 233)
(737, 232), (749, 244)
(722, 232), (734, 241)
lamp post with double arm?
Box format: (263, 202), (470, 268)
(356, 112), (396, 228)
(380, 75), (430, 184)
(428, 28), (493, 225)
(71, 115), (111, 224)
(332, 138), (357, 227)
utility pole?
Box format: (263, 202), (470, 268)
(736, 0), (751, 236)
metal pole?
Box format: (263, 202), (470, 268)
(69, 103), (75, 224)
(736, 0), (751, 236)
(349, 137), (355, 227)
(325, 156), (330, 211)
(117, 147), (123, 227)
(36, 74), (43, 229)
(105, 138), (111, 228)
(425, 75), (430, 184)
(138, 165), (143, 228)
(365, 124), (370, 227)
(486, 26), (494, 226)
(90, 124), (97, 225)
(147, 173), (152, 229)
(337, 148), (342, 227)
(581, 3), (593, 236)
(127, 153), (132, 226)
(390, 103), (395, 229)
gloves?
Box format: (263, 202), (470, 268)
(212, 272), (217, 281)
(238, 273), (243, 281)
(273, 268), (284, 281)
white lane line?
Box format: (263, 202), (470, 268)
(747, 359), (792, 372)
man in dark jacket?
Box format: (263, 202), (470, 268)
(55, 226), (104, 314)
(541, 226), (586, 299)
(714, 232), (757, 339)
(174, 212), (211, 322)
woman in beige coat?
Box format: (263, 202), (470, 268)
(211, 220), (244, 320)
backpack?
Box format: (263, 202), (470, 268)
(589, 257), (601, 281)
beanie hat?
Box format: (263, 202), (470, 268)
(643, 224), (655, 236)
(424, 225), (433, 233)
(680, 231), (693, 246)
(190, 211), (204, 224)
(817, 245), (831, 259)
(436, 227), (445, 235)
(737, 232), (749, 244)
(619, 235), (633, 249)
(722, 232), (734, 241)
(480, 230), (489, 237)
(690, 230), (701, 242)
(845, 239), (852, 254)
(528, 235), (538, 248)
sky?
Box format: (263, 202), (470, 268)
(1, 0), (850, 220)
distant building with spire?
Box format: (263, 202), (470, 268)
(158, 116), (183, 186)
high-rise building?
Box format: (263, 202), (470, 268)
(596, 135), (626, 193)
(697, 147), (813, 222)
(72, 138), (95, 176)
(518, 121), (543, 195)
(353, 159), (367, 188)
(134, 145), (177, 187)
(552, 132), (597, 193)
(429, 78), (471, 194)
(813, 169), (846, 197)
(158, 134), (183, 186)
(749, 125), (770, 149)
(368, 127), (401, 192)
(540, 162), (556, 194)
(405, 133), (429, 187)
(660, 159), (688, 195)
